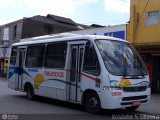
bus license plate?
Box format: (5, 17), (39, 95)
(133, 101), (141, 106)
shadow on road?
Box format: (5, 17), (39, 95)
(14, 94), (147, 116)
(9, 94), (157, 120)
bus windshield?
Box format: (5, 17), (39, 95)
(95, 39), (147, 77)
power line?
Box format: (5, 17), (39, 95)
(133, 0), (150, 41)
(138, 0), (149, 23)
(141, 0), (149, 17)
(135, 0), (140, 11)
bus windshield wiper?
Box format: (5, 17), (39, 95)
(122, 54), (127, 77)
(124, 52), (145, 77)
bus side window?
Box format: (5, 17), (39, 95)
(83, 42), (100, 75)
(45, 43), (67, 69)
(10, 47), (17, 67)
(25, 45), (45, 68)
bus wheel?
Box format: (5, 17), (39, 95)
(125, 105), (139, 111)
(84, 92), (101, 114)
(26, 85), (35, 100)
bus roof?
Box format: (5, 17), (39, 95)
(12, 33), (129, 46)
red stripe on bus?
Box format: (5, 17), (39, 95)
(80, 72), (96, 81)
(65, 69), (96, 81)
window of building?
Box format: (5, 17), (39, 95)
(13, 25), (17, 39)
(3, 27), (9, 41)
(25, 45), (45, 67)
(45, 43), (67, 69)
(145, 10), (160, 26)
(148, 11), (159, 17)
(83, 42), (100, 75)
(0, 29), (2, 43)
(10, 47), (17, 66)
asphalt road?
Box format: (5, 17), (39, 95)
(0, 78), (159, 120)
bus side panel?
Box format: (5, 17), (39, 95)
(8, 67), (16, 90)
(30, 68), (66, 101)
(56, 71), (66, 100)
(22, 68), (56, 99)
(81, 72), (101, 96)
(8, 46), (18, 90)
(22, 68), (35, 91)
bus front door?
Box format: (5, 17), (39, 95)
(15, 48), (26, 90)
(69, 45), (84, 102)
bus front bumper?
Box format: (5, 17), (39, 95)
(100, 88), (151, 109)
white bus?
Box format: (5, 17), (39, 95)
(8, 33), (150, 113)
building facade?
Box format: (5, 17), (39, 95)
(71, 24), (126, 40)
(127, 0), (160, 92)
(0, 14), (85, 77)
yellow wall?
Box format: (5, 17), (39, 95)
(127, 0), (160, 46)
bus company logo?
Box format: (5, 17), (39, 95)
(44, 71), (64, 77)
(34, 74), (45, 89)
(2, 114), (8, 120)
(119, 79), (131, 87)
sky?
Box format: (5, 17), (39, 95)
(0, 0), (130, 26)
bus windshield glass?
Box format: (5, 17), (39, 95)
(95, 39), (147, 77)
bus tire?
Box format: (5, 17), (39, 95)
(26, 84), (35, 100)
(125, 105), (139, 111)
(84, 92), (101, 114)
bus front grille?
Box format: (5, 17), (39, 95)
(122, 95), (148, 101)
(122, 86), (147, 92)
(121, 95), (148, 106)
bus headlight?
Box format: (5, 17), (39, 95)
(140, 82), (150, 88)
(103, 86), (121, 91)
